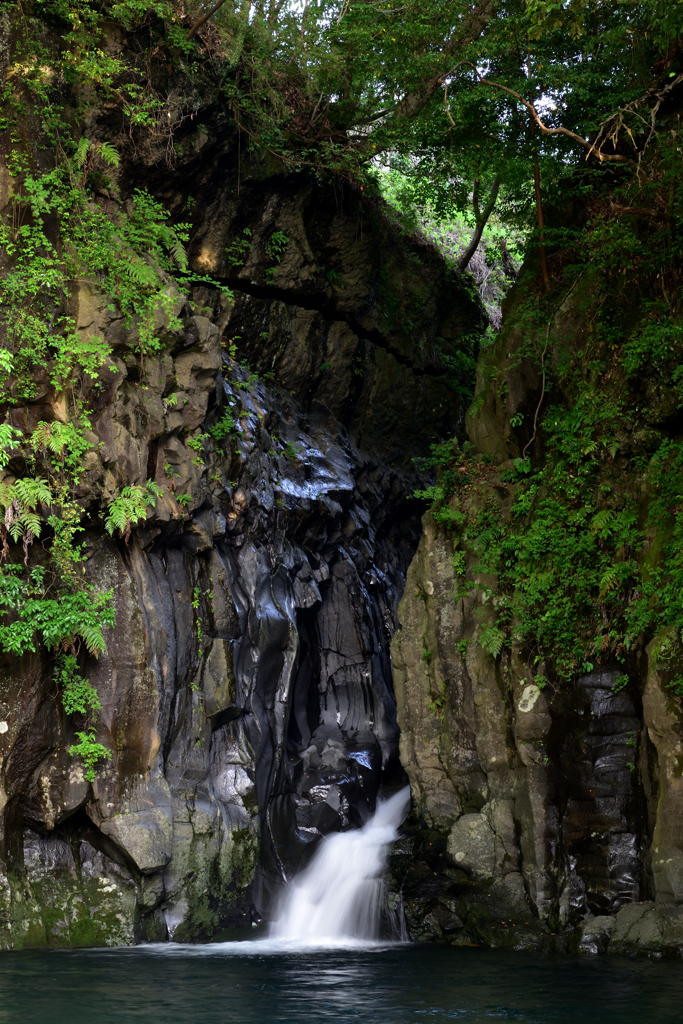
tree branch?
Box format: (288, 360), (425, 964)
(358, 0), (496, 157)
(458, 175), (500, 271)
(466, 66), (639, 170)
(184, 0), (230, 43)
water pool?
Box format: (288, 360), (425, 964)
(0, 942), (681, 1024)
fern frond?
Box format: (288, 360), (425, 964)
(99, 141), (120, 168)
(591, 509), (615, 535)
(168, 236), (188, 271)
(14, 478), (51, 509)
(599, 565), (620, 595)
(125, 259), (158, 287)
(18, 510), (42, 541)
(7, 517), (22, 543)
(479, 625), (506, 657)
(80, 622), (106, 656)
(74, 137), (90, 168)
(603, 437), (620, 459)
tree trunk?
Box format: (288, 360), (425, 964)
(529, 117), (550, 292)
(458, 175), (501, 272)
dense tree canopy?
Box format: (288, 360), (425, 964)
(13, 0), (679, 278)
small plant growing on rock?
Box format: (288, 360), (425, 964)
(208, 411), (237, 441)
(56, 653), (111, 782)
(479, 625), (506, 658)
(104, 481), (162, 542)
(58, 654), (102, 717)
(283, 441), (301, 460)
(225, 228), (252, 266)
(69, 729), (112, 783)
(188, 432), (210, 468)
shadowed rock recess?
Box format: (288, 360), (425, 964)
(0, 125), (484, 946)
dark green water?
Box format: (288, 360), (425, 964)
(0, 942), (681, 1024)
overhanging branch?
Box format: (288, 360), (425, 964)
(461, 64), (639, 170)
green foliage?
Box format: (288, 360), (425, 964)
(612, 674), (629, 694)
(192, 586), (203, 643)
(266, 231), (288, 262)
(55, 651), (110, 781)
(225, 228), (252, 267)
(0, 477), (51, 561)
(208, 411), (237, 442)
(282, 441), (300, 460)
(479, 625), (506, 658)
(0, 424), (23, 468)
(31, 420), (94, 480)
(423, 346), (656, 681)
(69, 729), (112, 783)
(0, 564), (114, 656)
(265, 230), (288, 282)
(57, 653), (102, 716)
(104, 481), (163, 541)
(187, 433), (210, 468)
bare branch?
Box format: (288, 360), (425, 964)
(463, 65), (639, 170)
(184, 0), (230, 42)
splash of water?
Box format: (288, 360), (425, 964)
(269, 787), (410, 946)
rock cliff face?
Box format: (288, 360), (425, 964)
(0, 135), (483, 946)
(390, 270), (683, 957)
(3, 18), (678, 957)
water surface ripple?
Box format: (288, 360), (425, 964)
(1, 943), (681, 1024)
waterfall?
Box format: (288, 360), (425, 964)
(268, 787), (410, 947)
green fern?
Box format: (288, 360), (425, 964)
(99, 141), (120, 168)
(125, 258), (158, 287)
(74, 137), (90, 168)
(0, 477), (52, 557)
(0, 424), (22, 469)
(12, 478), (51, 508)
(599, 565), (620, 595)
(591, 509), (615, 537)
(0, 568), (115, 656)
(104, 480), (162, 542)
(479, 625), (506, 657)
(159, 225), (188, 271)
(603, 436), (620, 459)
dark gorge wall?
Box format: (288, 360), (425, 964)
(0, 124), (483, 946)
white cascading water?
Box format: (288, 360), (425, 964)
(269, 786), (410, 947)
